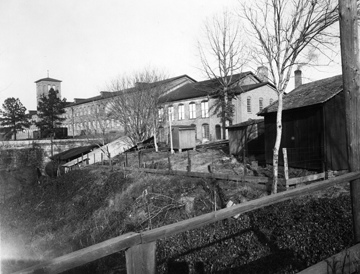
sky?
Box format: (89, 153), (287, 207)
(0, 0), (343, 111)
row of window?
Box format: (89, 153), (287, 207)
(63, 119), (121, 130)
(159, 101), (209, 121)
(246, 97), (274, 113)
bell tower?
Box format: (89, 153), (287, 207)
(35, 75), (62, 109)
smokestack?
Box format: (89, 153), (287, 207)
(256, 66), (268, 82)
(294, 69), (302, 88)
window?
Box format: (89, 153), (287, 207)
(247, 96), (251, 113)
(201, 101), (209, 118)
(259, 97), (264, 111)
(202, 123), (210, 139)
(168, 106), (174, 121)
(189, 102), (196, 119)
(270, 98), (274, 105)
(178, 104), (185, 120)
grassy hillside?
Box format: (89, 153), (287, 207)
(0, 151), (355, 274)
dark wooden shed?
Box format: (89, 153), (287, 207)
(171, 125), (196, 151)
(259, 75), (348, 171)
(227, 119), (265, 160)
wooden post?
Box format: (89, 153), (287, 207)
(126, 242), (156, 274)
(187, 150), (191, 172)
(94, 154), (95, 164)
(339, 0), (360, 243)
(168, 152), (172, 170)
(125, 152), (128, 167)
(101, 153), (104, 165)
(283, 148), (289, 190)
(138, 151), (142, 168)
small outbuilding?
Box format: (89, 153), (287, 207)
(171, 125), (196, 151)
(227, 119), (265, 161)
(259, 74), (348, 171)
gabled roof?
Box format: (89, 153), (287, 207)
(259, 75), (343, 115)
(35, 77), (62, 83)
(159, 75), (273, 104)
(66, 74), (195, 107)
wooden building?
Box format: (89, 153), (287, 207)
(259, 75), (348, 171)
(227, 119), (265, 161)
(171, 125), (196, 151)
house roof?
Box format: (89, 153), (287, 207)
(159, 72), (272, 103)
(259, 75), (343, 115)
(35, 77), (62, 83)
(226, 118), (264, 129)
(66, 74), (195, 107)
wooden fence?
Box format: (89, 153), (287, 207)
(12, 171), (360, 274)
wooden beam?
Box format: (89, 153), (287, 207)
(12, 232), (141, 274)
(298, 243), (360, 274)
(126, 242), (156, 274)
(287, 172), (325, 186)
(122, 166), (273, 184)
(140, 172), (360, 243)
(339, 0), (360, 242)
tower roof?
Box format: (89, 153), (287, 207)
(35, 77), (62, 83)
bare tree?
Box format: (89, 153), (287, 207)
(241, 0), (339, 193)
(106, 69), (168, 147)
(198, 10), (248, 139)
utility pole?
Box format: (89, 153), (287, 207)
(339, 0), (360, 243)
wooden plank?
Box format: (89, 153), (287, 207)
(140, 172), (360, 243)
(287, 172), (325, 186)
(126, 242), (156, 274)
(122, 167), (272, 184)
(12, 232), (141, 274)
(298, 243), (360, 274)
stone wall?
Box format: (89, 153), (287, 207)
(0, 138), (98, 202)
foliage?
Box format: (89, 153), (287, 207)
(0, 97), (30, 140)
(35, 88), (67, 136)
(106, 68), (168, 146)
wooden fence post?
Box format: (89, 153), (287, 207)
(101, 153), (104, 165)
(94, 154), (95, 164)
(126, 241), (156, 274)
(125, 152), (128, 167)
(187, 150), (191, 172)
(283, 148), (289, 190)
(168, 152), (172, 171)
(138, 151), (142, 168)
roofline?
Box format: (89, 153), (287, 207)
(35, 77), (62, 83)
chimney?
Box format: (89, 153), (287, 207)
(294, 69), (302, 88)
(256, 66), (268, 82)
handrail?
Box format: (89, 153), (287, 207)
(12, 171), (360, 274)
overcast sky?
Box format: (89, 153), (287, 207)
(0, 0), (342, 111)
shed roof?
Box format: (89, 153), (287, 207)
(35, 77), (62, 83)
(51, 145), (99, 161)
(226, 118), (264, 129)
(259, 75), (343, 115)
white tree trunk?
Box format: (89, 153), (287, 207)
(272, 93), (283, 194)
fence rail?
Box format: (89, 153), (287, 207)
(12, 171), (360, 274)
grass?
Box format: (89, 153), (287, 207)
(0, 149), (354, 273)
